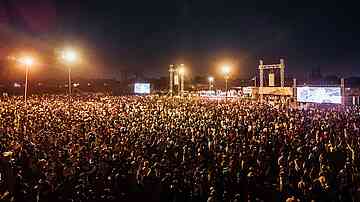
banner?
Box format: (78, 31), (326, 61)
(174, 74), (179, 85)
(269, 73), (275, 87)
(134, 83), (150, 94)
(259, 87), (293, 96)
(243, 87), (253, 95)
(297, 87), (341, 104)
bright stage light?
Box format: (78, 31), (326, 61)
(20, 56), (34, 66)
(222, 65), (230, 75)
(61, 49), (77, 63)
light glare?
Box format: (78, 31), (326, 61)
(62, 49), (77, 63)
(20, 56), (34, 66)
(222, 65), (230, 75)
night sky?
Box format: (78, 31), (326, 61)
(0, 0), (360, 80)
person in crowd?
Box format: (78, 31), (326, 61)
(0, 95), (359, 202)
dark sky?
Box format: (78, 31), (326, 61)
(1, 0), (360, 80)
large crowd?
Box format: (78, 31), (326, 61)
(1, 95), (360, 202)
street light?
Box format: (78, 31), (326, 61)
(221, 65), (231, 98)
(61, 49), (78, 96)
(208, 76), (214, 91)
(19, 56), (34, 105)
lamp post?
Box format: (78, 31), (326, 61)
(222, 65), (230, 98)
(19, 56), (34, 135)
(208, 76), (214, 91)
(20, 57), (34, 106)
(61, 49), (78, 97)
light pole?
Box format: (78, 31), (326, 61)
(208, 76), (214, 91)
(20, 57), (34, 106)
(68, 64), (71, 96)
(222, 65), (230, 98)
(61, 49), (77, 97)
(19, 56), (34, 136)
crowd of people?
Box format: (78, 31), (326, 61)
(1, 95), (360, 202)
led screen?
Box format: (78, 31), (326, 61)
(134, 83), (150, 94)
(297, 87), (341, 104)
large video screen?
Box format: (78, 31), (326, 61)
(297, 87), (341, 104)
(134, 83), (150, 94)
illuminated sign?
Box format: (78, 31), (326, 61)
(134, 83), (150, 94)
(297, 87), (341, 104)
